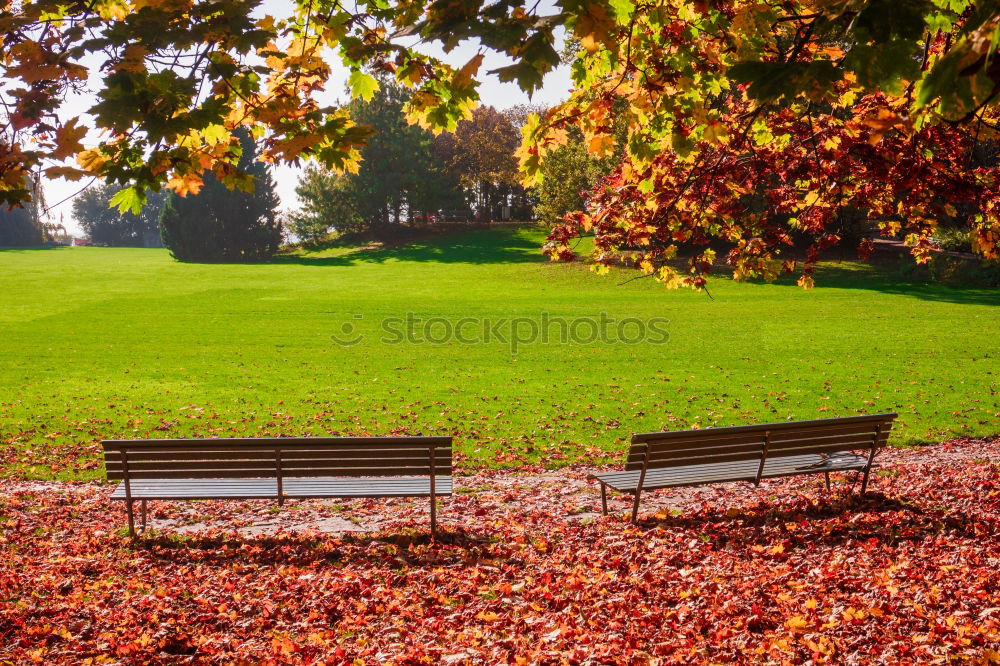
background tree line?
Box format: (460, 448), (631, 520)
(7, 81), (610, 257)
(290, 79), (606, 244)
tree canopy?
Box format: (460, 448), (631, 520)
(2, 0), (999, 284)
(434, 106), (523, 222)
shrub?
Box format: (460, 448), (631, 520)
(932, 227), (973, 253)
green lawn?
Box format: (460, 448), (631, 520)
(1, 227), (997, 479)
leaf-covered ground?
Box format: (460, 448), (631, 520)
(1, 438), (998, 664)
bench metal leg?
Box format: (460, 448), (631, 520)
(600, 483), (608, 516)
(141, 499), (148, 532)
(126, 500), (136, 540)
(824, 472), (831, 492)
(861, 467), (872, 495)
(430, 496), (437, 537)
(630, 489), (642, 524)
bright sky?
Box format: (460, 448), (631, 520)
(36, 6), (573, 234)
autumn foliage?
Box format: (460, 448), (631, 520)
(544, 91), (1000, 289)
(528, 3), (1000, 287)
(1, 438), (997, 662)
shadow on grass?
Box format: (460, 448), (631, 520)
(811, 263), (1000, 307)
(733, 261), (1000, 307)
(0, 245), (67, 252)
(272, 227), (544, 267)
(275, 228), (996, 304)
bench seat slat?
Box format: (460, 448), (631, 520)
(105, 451), (275, 463)
(769, 429), (891, 445)
(626, 440), (765, 463)
(768, 439), (889, 457)
(595, 453), (870, 493)
(107, 466), (446, 480)
(767, 422), (892, 442)
(628, 429), (889, 459)
(110, 476), (453, 500)
(630, 432), (769, 453)
(637, 450), (773, 470)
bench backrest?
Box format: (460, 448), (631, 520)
(102, 437), (453, 481)
(625, 414), (897, 471)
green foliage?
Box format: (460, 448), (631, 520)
(158, 130), (282, 262)
(534, 126), (617, 226)
(3, 0), (1000, 283)
(290, 165), (363, 243)
(295, 80), (466, 236)
(109, 188), (143, 216)
(895, 254), (1000, 287)
(933, 227), (974, 253)
(348, 70), (380, 102)
(72, 184), (166, 247)
(0, 205), (43, 246)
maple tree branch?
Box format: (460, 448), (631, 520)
(772, 13), (822, 25)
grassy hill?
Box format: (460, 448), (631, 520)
(1, 227), (997, 479)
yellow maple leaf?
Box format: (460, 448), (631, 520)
(115, 44), (148, 74)
(76, 149), (109, 173)
(575, 3), (616, 54)
(704, 120), (728, 145)
(454, 54), (484, 87)
(271, 134), (323, 161)
(786, 615), (810, 632)
(588, 134), (615, 157)
(167, 172), (204, 197)
(44, 165), (88, 181)
(52, 119), (87, 161)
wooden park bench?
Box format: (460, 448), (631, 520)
(102, 436), (452, 539)
(591, 413), (897, 523)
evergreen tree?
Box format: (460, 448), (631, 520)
(0, 205), (42, 246)
(0, 175), (46, 246)
(159, 130), (282, 261)
(292, 80), (467, 237)
(348, 80), (463, 230)
(289, 165), (362, 243)
(533, 126), (616, 227)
